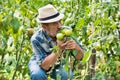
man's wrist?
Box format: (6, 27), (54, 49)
(75, 44), (80, 51)
(75, 45), (84, 57)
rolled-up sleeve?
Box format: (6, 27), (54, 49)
(31, 39), (47, 65)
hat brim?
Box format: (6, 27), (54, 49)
(36, 13), (64, 23)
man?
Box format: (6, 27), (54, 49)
(28, 4), (84, 80)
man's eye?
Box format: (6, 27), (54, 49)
(54, 22), (57, 24)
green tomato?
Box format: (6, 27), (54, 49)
(61, 28), (67, 34)
(64, 29), (72, 36)
(56, 33), (64, 40)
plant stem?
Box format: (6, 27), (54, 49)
(12, 34), (24, 80)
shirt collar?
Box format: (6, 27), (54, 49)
(41, 29), (52, 43)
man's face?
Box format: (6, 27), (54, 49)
(43, 20), (62, 38)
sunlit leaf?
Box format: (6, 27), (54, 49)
(94, 19), (100, 26)
(75, 18), (84, 29)
(82, 50), (91, 64)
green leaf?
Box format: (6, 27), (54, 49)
(11, 18), (20, 34)
(0, 14), (3, 22)
(114, 47), (120, 55)
(75, 18), (84, 29)
(82, 50), (91, 64)
(94, 19), (100, 26)
(52, 46), (59, 53)
(72, 50), (77, 56)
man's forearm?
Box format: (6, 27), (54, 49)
(75, 45), (84, 60)
(41, 52), (59, 70)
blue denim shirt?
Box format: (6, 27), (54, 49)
(30, 28), (83, 65)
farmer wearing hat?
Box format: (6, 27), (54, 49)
(28, 4), (84, 80)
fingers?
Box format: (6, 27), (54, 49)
(57, 40), (68, 47)
(57, 40), (77, 50)
(65, 40), (77, 50)
(57, 40), (66, 51)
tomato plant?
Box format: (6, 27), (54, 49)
(0, 0), (120, 80)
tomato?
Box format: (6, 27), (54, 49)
(61, 28), (67, 34)
(27, 28), (34, 36)
(56, 33), (64, 40)
(64, 29), (72, 36)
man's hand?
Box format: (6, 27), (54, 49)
(57, 40), (79, 50)
(64, 40), (78, 50)
(57, 40), (84, 60)
(57, 40), (66, 53)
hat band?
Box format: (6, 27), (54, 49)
(39, 13), (60, 21)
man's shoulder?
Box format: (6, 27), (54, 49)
(30, 29), (44, 42)
(30, 29), (52, 53)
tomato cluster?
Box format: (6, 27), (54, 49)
(56, 28), (72, 40)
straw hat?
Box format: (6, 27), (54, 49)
(36, 4), (64, 23)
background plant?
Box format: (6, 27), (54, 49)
(0, 0), (120, 80)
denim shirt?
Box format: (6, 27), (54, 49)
(30, 28), (56, 65)
(30, 28), (83, 65)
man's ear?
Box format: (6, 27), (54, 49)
(41, 23), (47, 30)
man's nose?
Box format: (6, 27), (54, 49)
(58, 21), (62, 29)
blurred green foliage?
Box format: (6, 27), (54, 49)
(0, 0), (120, 80)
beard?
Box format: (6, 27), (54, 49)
(47, 28), (61, 41)
(47, 31), (57, 40)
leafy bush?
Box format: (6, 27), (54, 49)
(0, 0), (120, 80)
